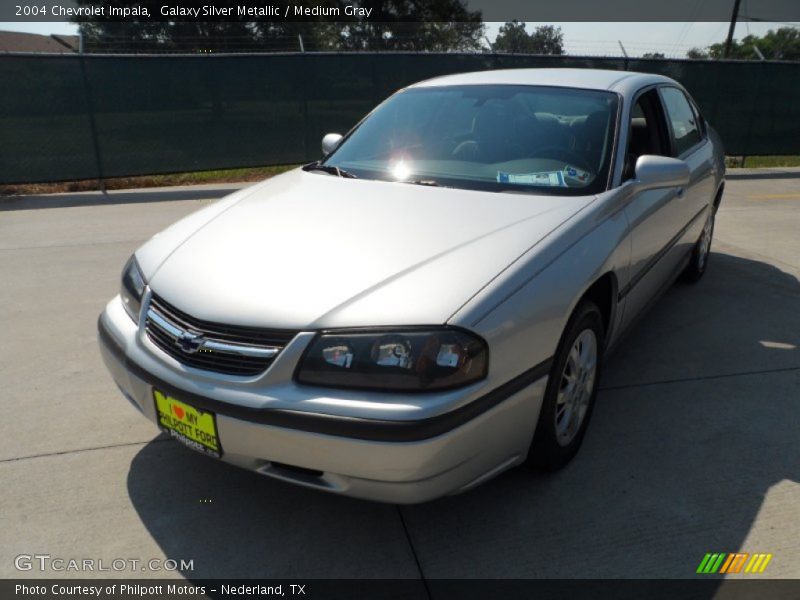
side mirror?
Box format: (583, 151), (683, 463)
(321, 133), (343, 156)
(633, 155), (690, 193)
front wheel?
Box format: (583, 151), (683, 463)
(527, 301), (605, 470)
(682, 208), (715, 282)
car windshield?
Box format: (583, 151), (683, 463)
(321, 84), (619, 196)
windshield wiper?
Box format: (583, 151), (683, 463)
(399, 179), (442, 187)
(302, 163), (358, 179)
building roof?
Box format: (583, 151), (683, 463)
(0, 31), (79, 54)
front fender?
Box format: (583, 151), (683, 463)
(450, 191), (631, 387)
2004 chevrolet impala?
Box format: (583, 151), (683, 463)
(98, 69), (725, 503)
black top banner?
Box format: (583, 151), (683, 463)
(3, 0), (800, 22)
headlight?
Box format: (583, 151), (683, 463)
(295, 329), (488, 392)
(120, 255), (146, 322)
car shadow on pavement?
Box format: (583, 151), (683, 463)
(126, 438), (419, 579)
(126, 251), (800, 581)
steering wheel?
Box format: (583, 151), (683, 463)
(451, 140), (480, 160)
(534, 146), (593, 173)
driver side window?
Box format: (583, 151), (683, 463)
(623, 89), (670, 181)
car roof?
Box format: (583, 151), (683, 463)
(409, 68), (675, 95)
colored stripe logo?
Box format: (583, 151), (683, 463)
(697, 553), (772, 574)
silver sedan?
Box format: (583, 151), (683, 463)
(98, 68), (725, 503)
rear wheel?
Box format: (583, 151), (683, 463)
(682, 207), (715, 283)
(527, 301), (605, 470)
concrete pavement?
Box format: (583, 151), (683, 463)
(1, 172), (798, 581)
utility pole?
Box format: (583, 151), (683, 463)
(50, 34), (78, 53)
(723, 0), (742, 58)
(617, 41), (628, 58)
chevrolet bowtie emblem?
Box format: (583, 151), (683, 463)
(175, 331), (204, 354)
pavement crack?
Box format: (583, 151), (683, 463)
(396, 505), (432, 600)
(599, 365), (800, 392)
(0, 437), (173, 464)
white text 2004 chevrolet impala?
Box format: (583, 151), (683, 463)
(98, 69), (725, 503)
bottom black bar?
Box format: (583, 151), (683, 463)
(3, 579), (800, 600)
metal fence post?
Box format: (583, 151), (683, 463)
(301, 53), (310, 161)
(78, 54), (106, 193)
(741, 60), (766, 157)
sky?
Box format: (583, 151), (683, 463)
(0, 20), (796, 57)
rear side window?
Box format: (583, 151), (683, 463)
(660, 87), (703, 156)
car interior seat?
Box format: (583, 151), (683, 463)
(624, 117), (653, 180)
(578, 111), (611, 170)
(451, 101), (511, 162)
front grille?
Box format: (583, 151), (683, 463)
(145, 293), (297, 376)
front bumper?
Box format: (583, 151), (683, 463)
(98, 295), (548, 503)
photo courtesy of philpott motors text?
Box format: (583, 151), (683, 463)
(14, 583), (210, 597)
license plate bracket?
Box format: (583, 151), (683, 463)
(153, 390), (223, 458)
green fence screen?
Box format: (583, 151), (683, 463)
(2, 52), (799, 184)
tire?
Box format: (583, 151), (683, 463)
(682, 206), (715, 283)
(527, 300), (605, 471)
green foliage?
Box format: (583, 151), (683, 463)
(686, 47), (709, 59)
(687, 27), (800, 61)
(77, 0), (485, 52)
(493, 22), (564, 55)
(321, 1), (485, 51)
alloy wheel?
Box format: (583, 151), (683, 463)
(697, 212), (714, 271)
(555, 329), (598, 446)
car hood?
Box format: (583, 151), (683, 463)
(143, 169), (593, 329)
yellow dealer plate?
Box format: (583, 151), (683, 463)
(154, 390), (222, 458)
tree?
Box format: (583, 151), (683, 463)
(687, 27), (800, 61)
(325, 1), (484, 52)
(686, 47), (709, 59)
(78, 21), (288, 53)
(493, 21), (564, 55)
(77, 0), (484, 53)
(492, 21), (528, 53)
(529, 25), (563, 55)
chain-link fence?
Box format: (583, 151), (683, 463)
(2, 52), (798, 184)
